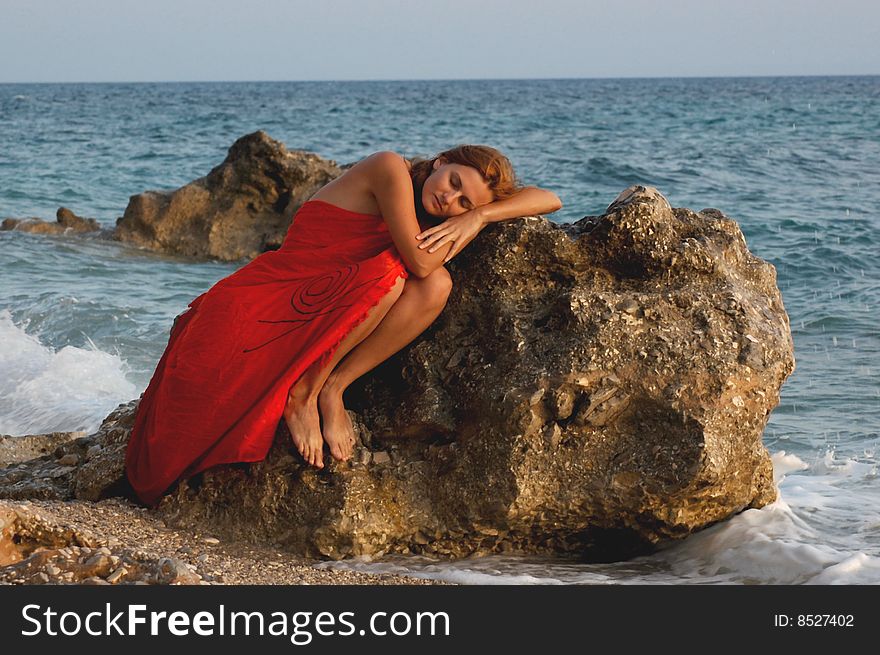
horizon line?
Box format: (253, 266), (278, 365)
(2, 72), (879, 85)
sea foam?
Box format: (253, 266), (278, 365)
(0, 309), (137, 436)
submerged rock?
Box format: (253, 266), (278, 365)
(0, 183), (794, 562)
(1, 207), (102, 235)
(113, 131), (342, 261)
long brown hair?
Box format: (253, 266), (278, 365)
(406, 145), (521, 225)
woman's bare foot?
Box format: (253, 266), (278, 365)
(282, 393), (324, 468)
(318, 380), (356, 462)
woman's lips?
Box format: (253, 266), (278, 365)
(432, 194), (441, 212)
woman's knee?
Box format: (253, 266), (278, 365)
(409, 266), (453, 305)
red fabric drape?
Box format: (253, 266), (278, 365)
(125, 200), (409, 506)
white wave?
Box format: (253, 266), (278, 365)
(596, 450), (880, 584)
(0, 309), (137, 436)
(772, 449), (810, 481)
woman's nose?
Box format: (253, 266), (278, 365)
(440, 189), (460, 204)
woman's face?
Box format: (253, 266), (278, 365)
(421, 158), (494, 218)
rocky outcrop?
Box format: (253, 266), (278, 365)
(1, 207), (102, 235)
(0, 402), (135, 501)
(0, 185), (794, 563)
(0, 432), (85, 466)
(112, 131), (343, 261)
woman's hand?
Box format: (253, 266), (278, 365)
(415, 209), (486, 263)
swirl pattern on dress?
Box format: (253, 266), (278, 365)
(242, 263), (386, 353)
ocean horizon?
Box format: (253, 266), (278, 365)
(5, 73), (878, 83)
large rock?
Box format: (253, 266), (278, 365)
(113, 131), (342, 261)
(0, 185), (795, 562)
(151, 186), (793, 560)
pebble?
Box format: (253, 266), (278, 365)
(619, 299), (640, 314)
(203, 537), (220, 545)
(106, 567), (127, 584)
(84, 553), (112, 569)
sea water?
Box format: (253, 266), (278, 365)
(1, 77), (878, 583)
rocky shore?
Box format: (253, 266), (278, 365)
(1, 131), (795, 583)
(0, 429), (436, 585)
(0, 497), (437, 586)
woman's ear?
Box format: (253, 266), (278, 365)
(432, 156), (446, 170)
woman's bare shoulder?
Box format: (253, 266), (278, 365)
(308, 151), (410, 214)
(359, 151), (411, 175)
(346, 152), (412, 194)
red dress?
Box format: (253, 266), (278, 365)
(124, 200), (410, 506)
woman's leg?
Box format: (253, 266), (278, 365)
(284, 274), (406, 468)
(318, 267), (453, 460)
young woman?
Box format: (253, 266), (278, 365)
(125, 145), (562, 506)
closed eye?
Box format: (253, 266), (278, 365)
(453, 173), (473, 209)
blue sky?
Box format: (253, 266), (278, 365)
(1, 0), (878, 82)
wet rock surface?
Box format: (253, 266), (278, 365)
(0, 402), (136, 502)
(0, 183), (794, 563)
(0, 432), (86, 466)
(1, 207), (104, 235)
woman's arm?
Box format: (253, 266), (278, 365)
(475, 186), (563, 224)
(416, 185), (563, 261)
(364, 151), (453, 278)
